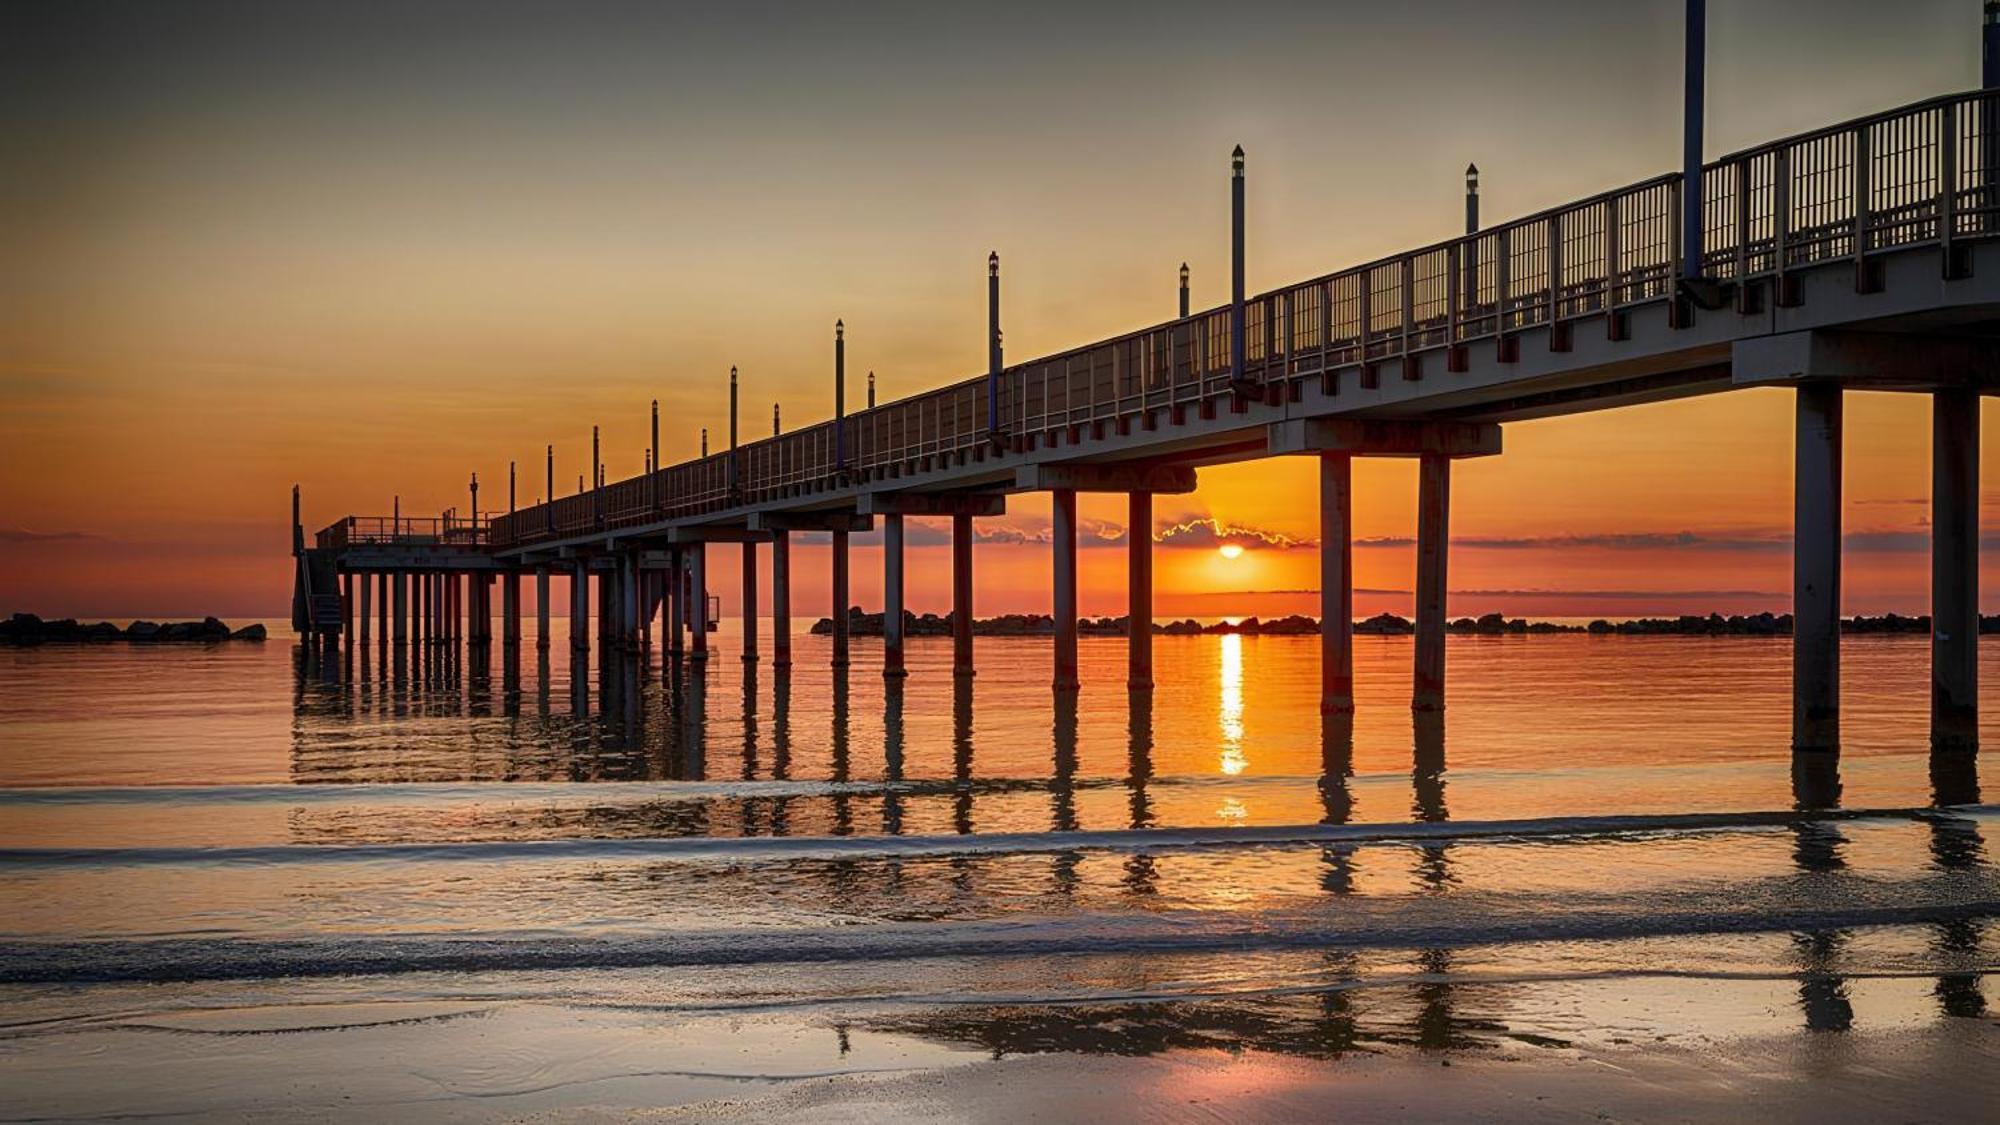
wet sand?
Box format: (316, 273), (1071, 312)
(674, 1026), (2000, 1124)
(5, 970), (1997, 1123)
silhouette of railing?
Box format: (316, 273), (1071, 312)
(316, 515), (491, 550)
(486, 90), (1997, 551)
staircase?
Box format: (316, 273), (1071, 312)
(292, 549), (344, 635)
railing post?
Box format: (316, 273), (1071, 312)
(1733, 158), (1751, 284)
(1854, 122), (1875, 290)
(1942, 100), (1959, 273)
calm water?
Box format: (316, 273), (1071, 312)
(2, 624), (1996, 1118)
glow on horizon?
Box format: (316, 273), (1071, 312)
(0, 1), (1987, 620)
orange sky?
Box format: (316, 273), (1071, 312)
(1, 1), (1990, 620)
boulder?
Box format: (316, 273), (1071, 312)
(125, 620), (162, 641)
(230, 623), (268, 641)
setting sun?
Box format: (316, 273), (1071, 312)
(1218, 544), (1245, 560)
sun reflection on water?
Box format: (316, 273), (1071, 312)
(1219, 633), (1246, 777)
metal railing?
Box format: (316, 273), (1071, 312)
(316, 515), (491, 551)
(488, 90), (1997, 551)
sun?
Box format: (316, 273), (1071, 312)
(1218, 543), (1245, 560)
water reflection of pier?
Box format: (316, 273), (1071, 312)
(291, 637), (1990, 1033)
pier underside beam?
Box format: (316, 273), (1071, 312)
(1268, 418), (1502, 459)
(1794, 383), (1844, 752)
(1015, 464), (1196, 495)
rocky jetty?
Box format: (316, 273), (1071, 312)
(1, 614), (266, 646)
(806, 607), (1995, 638)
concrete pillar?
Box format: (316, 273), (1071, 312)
(742, 542), (759, 663)
(341, 572), (354, 636)
(1127, 492), (1153, 689)
(952, 512), (974, 677)
(689, 543), (709, 662)
(831, 529), (850, 667)
(668, 550), (685, 660)
(884, 513), (907, 677)
(623, 554), (642, 652)
(1413, 454), (1449, 713)
(357, 571), (371, 644)
(772, 531), (792, 669)
(1053, 488), (1080, 692)
(377, 572), (388, 645)
(535, 567), (551, 650)
(1933, 387), (1979, 750)
(393, 572), (408, 644)
(572, 562), (590, 651)
(1794, 383), (1843, 751)
(1321, 454), (1356, 714)
(414, 574), (426, 647)
(503, 573), (520, 646)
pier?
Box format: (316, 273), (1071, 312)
(297, 67), (2000, 758)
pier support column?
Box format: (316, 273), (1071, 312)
(1053, 488), (1080, 692)
(1933, 387), (1979, 751)
(1793, 383), (1843, 752)
(341, 572), (354, 637)
(772, 531), (792, 669)
(357, 571), (371, 645)
(667, 549), (685, 661)
(377, 573), (388, 646)
(884, 514), (907, 677)
(689, 544), (708, 662)
(622, 554), (641, 652)
(952, 512), (974, 677)
(1413, 454), (1449, 713)
(393, 573), (408, 644)
(1321, 454), (1356, 714)
(831, 529), (850, 667)
(503, 572), (520, 646)
(741, 543), (759, 662)
(1128, 492), (1153, 690)
(571, 562), (590, 652)
(414, 574), (426, 647)
(535, 567), (551, 650)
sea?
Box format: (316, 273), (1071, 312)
(1, 623), (1995, 1119)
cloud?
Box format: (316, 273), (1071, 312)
(0, 527), (100, 543)
(1155, 518), (1311, 551)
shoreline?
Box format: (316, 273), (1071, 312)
(814, 608), (1974, 638)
